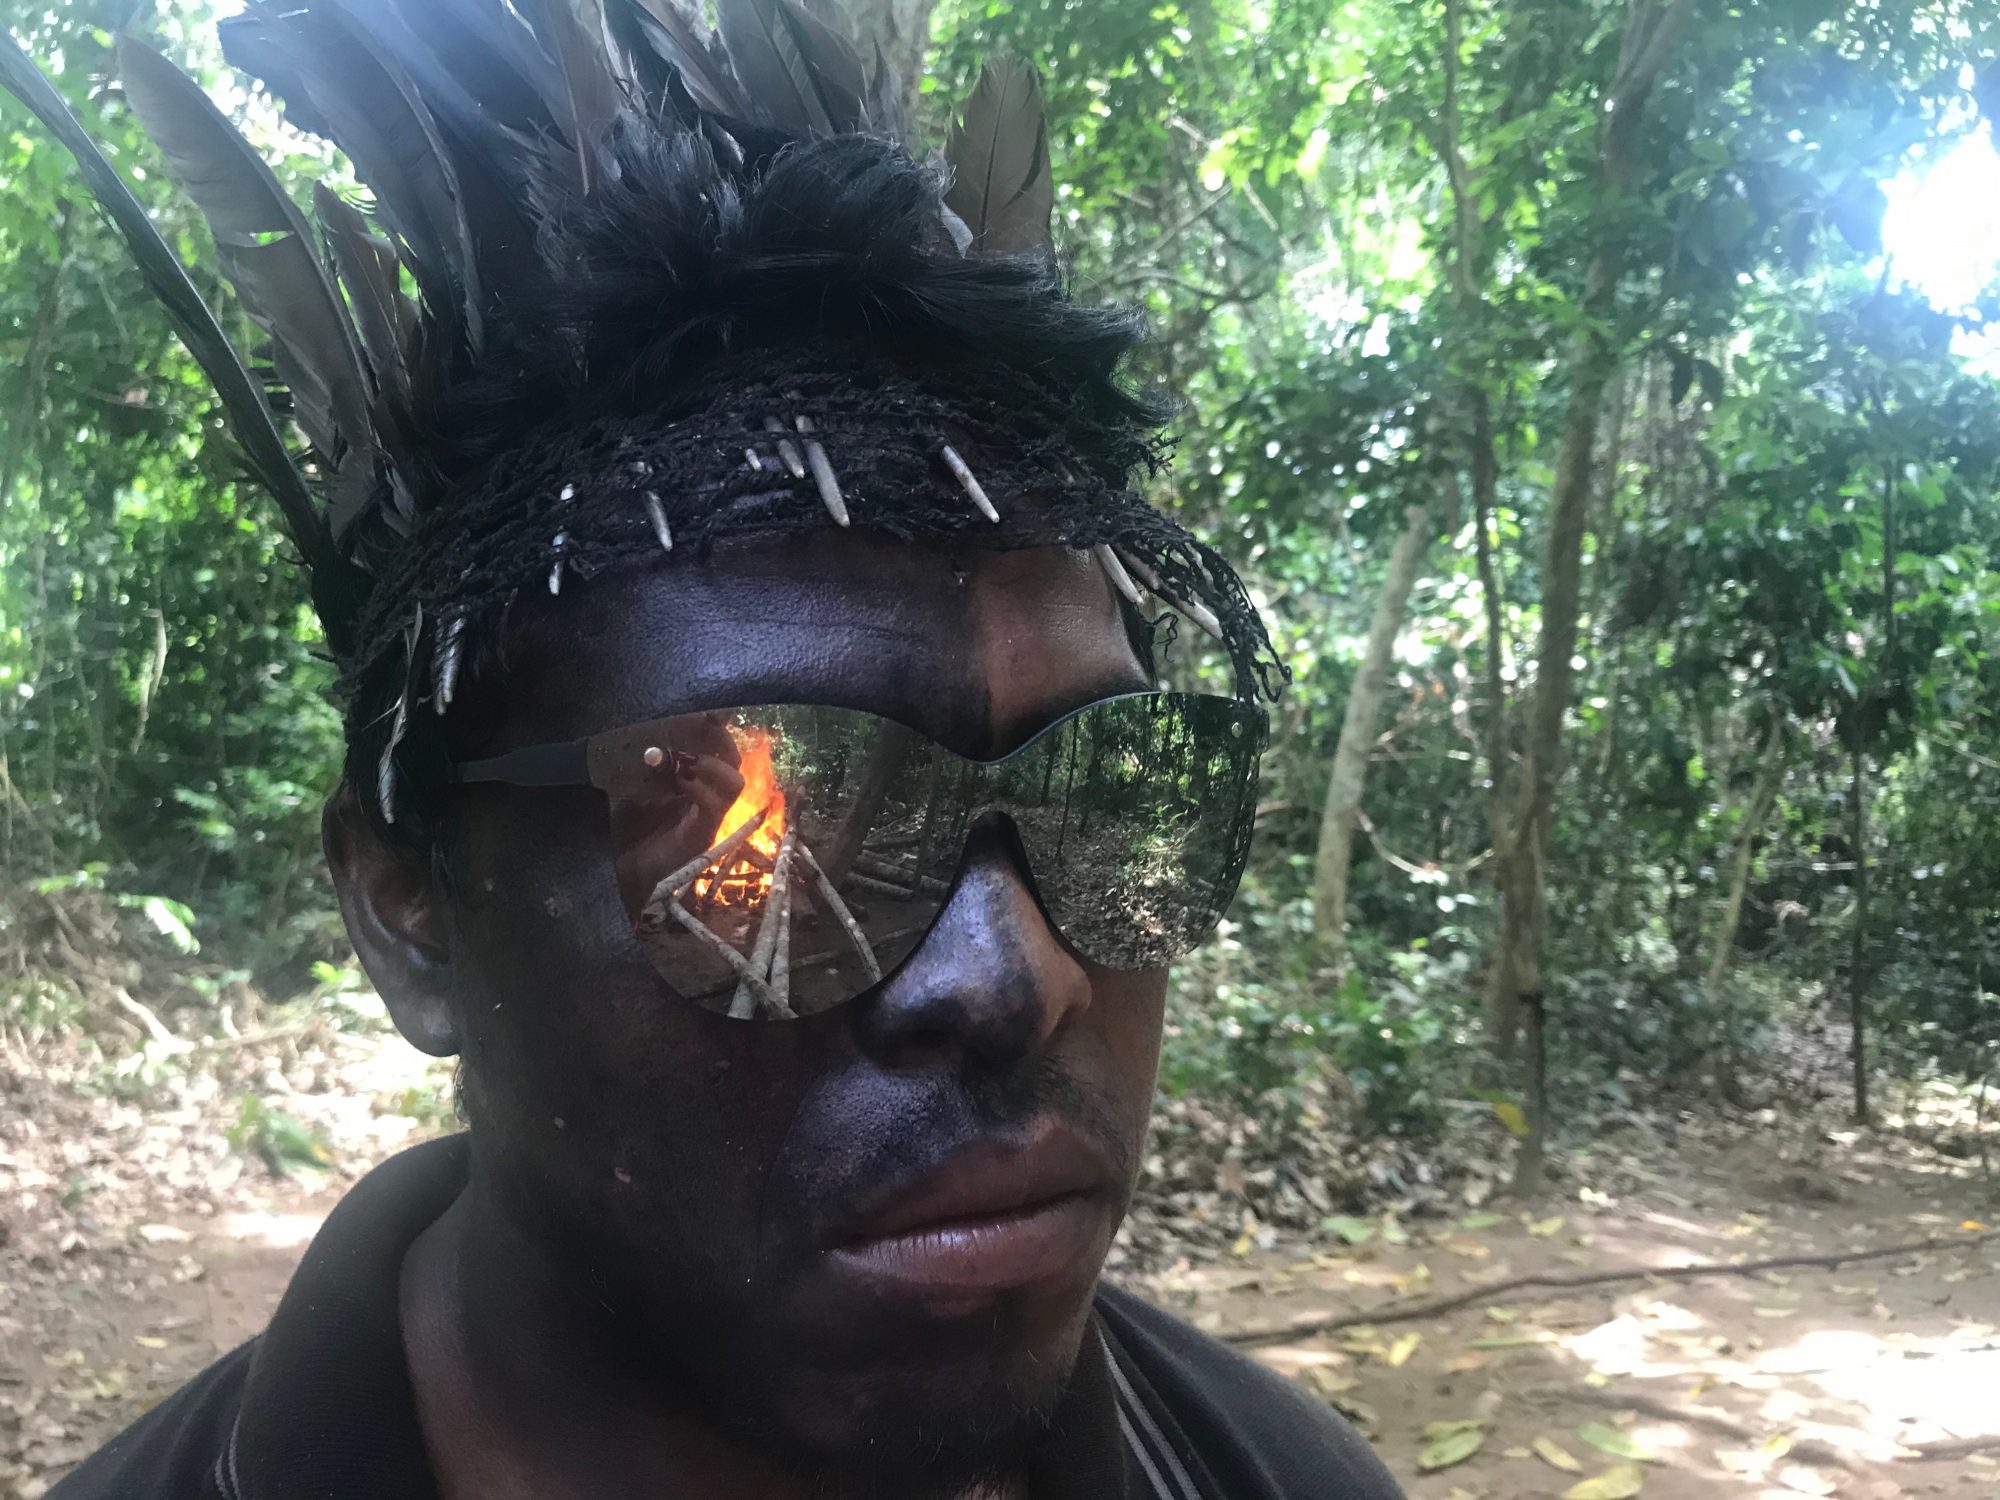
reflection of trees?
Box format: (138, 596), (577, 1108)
(820, 721), (921, 883)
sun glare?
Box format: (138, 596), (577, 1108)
(1881, 124), (2000, 311)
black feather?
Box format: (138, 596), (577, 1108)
(519, 0), (625, 193)
(223, 1), (484, 355)
(944, 58), (1055, 255)
(621, 0), (744, 117)
(117, 38), (371, 470)
(866, 40), (907, 141)
(716, 0), (867, 137)
(0, 29), (326, 563)
(314, 182), (414, 398)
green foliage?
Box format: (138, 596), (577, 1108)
(226, 1093), (334, 1175)
(1, 1), (344, 988)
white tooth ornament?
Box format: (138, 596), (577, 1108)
(1095, 545), (1146, 609)
(762, 416), (806, 479)
(1116, 547), (1225, 642)
(644, 491), (673, 553)
(940, 444), (999, 522)
(434, 614), (466, 714)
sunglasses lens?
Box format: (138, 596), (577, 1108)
(992, 694), (1263, 970)
(607, 708), (951, 1019)
(602, 696), (1263, 1019)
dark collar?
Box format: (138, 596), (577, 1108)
(226, 1135), (1153, 1500)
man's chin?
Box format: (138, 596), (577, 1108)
(727, 1297), (1094, 1498)
(794, 1358), (1073, 1500)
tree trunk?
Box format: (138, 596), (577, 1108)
(1514, 990), (1549, 1196)
(823, 722), (922, 885)
(848, 0), (938, 114)
(1851, 741), (1872, 1127)
(1312, 501), (1433, 970)
(1493, 0), (1696, 1198)
(1703, 713), (1787, 1101)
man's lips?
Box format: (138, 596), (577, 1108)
(822, 1121), (1112, 1309)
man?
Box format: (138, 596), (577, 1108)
(37, 2), (1404, 1496)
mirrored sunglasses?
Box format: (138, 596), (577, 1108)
(452, 692), (1265, 1020)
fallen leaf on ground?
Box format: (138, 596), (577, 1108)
(1578, 1422), (1657, 1463)
(1385, 1332), (1421, 1367)
(1304, 1365), (1357, 1397)
(1563, 1464), (1646, 1499)
(1417, 1424), (1486, 1472)
(1471, 1333), (1543, 1349)
(1321, 1215), (1374, 1245)
(1534, 1435), (1584, 1472)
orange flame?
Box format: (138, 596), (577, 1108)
(695, 725), (787, 907)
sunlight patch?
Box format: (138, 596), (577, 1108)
(1882, 125), (2000, 310)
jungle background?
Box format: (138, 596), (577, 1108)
(6, 0), (2000, 1495)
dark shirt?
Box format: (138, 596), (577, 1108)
(51, 1136), (1403, 1500)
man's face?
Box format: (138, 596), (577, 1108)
(366, 535), (1168, 1479)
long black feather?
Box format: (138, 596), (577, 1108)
(944, 58), (1055, 255)
(520, 0), (624, 193)
(865, 39), (907, 141)
(717, 0), (866, 137)
(621, 0), (744, 117)
(314, 182), (414, 397)
(0, 30), (326, 562)
(320, 0), (559, 330)
(117, 38), (371, 469)
(223, 0), (484, 355)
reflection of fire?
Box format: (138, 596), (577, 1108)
(694, 725), (787, 908)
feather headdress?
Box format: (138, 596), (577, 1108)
(2, 0), (1283, 830)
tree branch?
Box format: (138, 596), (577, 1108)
(1228, 1228), (2000, 1348)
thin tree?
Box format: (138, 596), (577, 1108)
(1487, 0), (1697, 1196)
(1311, 498), (1436, 972)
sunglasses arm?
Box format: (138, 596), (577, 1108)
(451, 738), (593, 789)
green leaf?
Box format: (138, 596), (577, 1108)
(1563, 1463), (1647, 1498)
(1321, 1215), (1375, 1245)
(1417, 1424), (1486, 1471)
(1578, 1423), (1657, 1462)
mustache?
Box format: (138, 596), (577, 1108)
(769, 1056), (1135, 1244)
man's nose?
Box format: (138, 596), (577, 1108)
(849, 824), (1091, 1072)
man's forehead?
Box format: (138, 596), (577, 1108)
(482, 534), (1149, 756)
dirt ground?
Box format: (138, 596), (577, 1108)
(3, 1024), (1996, 1499)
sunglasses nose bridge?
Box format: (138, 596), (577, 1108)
(849, 826), (1089, 1070)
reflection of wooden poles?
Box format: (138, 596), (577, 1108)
(845, 870), (915, 901)
(771, 867), (793, 1013)
(658, 899), (780, 1011)
(822, 723), (920, 883)
(636, 801), (774, 929)
(853, 852), (948, 894)
(640, 824), (883, 1013)
(794, 841), (881, 982)
(734, 829), (797, 1019)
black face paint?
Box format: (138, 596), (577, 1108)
(454, 692), (1265, 1018)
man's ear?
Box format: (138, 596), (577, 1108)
(323, 783), (460, 1057)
